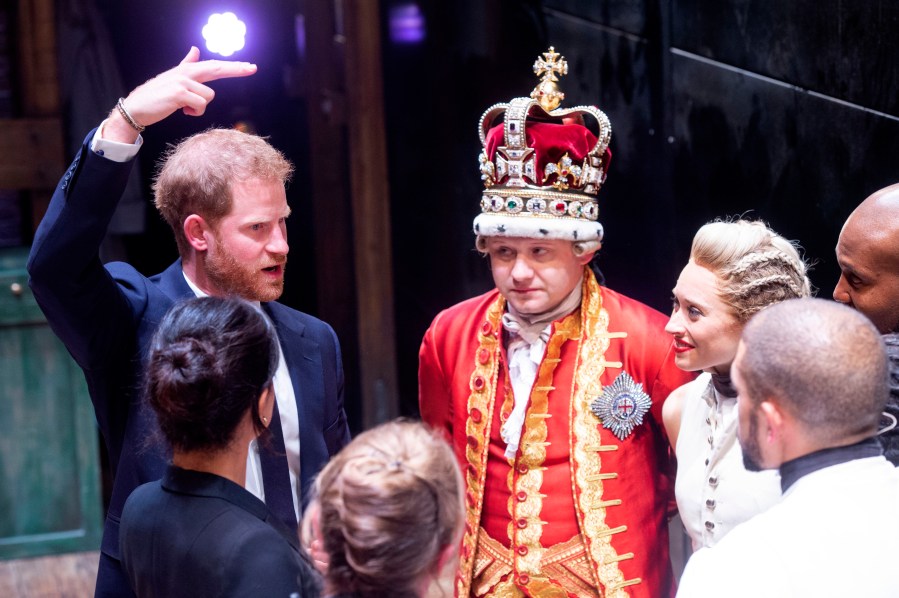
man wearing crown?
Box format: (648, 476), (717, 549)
(418, 48), (694, 598)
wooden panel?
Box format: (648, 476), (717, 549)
(671, 0), (899, 115)
(0, 119), (65, 190)
(0, 248), (103, 559)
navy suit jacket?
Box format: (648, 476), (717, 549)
(120, 466), (320, 597)
(27, 130), (350, 594)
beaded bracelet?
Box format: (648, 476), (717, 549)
(116, 97), (146, 133)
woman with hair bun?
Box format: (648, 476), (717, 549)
(302, 420), (464, 598)
(119, 297), (319, 597)
(663, 219), (811, 553)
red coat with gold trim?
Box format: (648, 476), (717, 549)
(419, 272), (694, 597)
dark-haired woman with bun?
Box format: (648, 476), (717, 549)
(119, 297), (319, 597)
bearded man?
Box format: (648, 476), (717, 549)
(28, 48), (349, 596)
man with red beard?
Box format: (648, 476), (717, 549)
(28, 48), (349, 597)
(418, 48), (693, 597)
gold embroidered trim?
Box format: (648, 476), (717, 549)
(569, 269), (639, 597)
(594, 525), (628, 538)
(610, 579), (642, 590)
(457, 296), (506, 598)
(584, 443), (619, 452)
(473, 529), (601, 598)
(511, 310), (579, 578)
(586, 472), (617, 481)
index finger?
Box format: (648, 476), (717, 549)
(185, 60), (257, 84)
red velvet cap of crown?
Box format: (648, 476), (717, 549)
(484, 120), (611, 187)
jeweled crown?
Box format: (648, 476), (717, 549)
(473, 47), (612, 243)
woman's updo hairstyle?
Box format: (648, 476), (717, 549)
(145, 296), (279, 453)
(690, 219), (812, 322)
(308, 420), (464, 598)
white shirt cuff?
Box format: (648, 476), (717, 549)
(89, 118), (143, 162)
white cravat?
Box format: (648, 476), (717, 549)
(500, 282), (583, 459)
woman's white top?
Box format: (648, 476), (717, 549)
(674, 373), (782, 552)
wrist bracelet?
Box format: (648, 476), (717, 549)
(116, 97), (146, 133)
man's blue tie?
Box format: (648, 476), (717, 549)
(259, 400), (298, 533)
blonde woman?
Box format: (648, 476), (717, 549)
(302, 420), (464, 598)
(663, 220), (811, 552)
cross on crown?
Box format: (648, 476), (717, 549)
(532, 46), (568, 83)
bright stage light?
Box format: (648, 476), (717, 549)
(202, 12), (247, 57)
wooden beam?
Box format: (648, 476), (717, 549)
(17, 0), (60, 117)
(16, 0), (62, 231)
(343, 0), (399, 426)
(301, 0), (399, 428)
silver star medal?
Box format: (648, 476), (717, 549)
(590, 372), (652, 441)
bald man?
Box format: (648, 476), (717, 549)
(834, 183), (899, 334)
(677, 298), (899, 598)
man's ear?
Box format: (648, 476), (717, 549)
(577, 248), (598, 266)
(759, 400), (785, 443)
(183, 214), (211, 252)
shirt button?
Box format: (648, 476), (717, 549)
(467, 464), (477, 478)
(470, 408), (483, 423)
(481, 321), (492, 335)
(517, 463), (528, 474)
(517, 545), (528, 556)
(708, 476), (719, 487)
(516, 517), (528, 529)
(96, 149), (105, 156)
(705, 521), (715, 531)
(466, 491), (476, 507)
(478, 348), (491, 364)
(704, 458), (710, 466)
(706, 499), (716, 509)
(472, 375), (486, 391)
(466, 435), (478, 449)
(516, 491), (527, 502)
(519, 573), (530, 585)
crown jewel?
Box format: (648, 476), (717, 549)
(474, 47), (612, 243)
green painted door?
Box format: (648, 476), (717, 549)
(0, 247), (103, 559)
